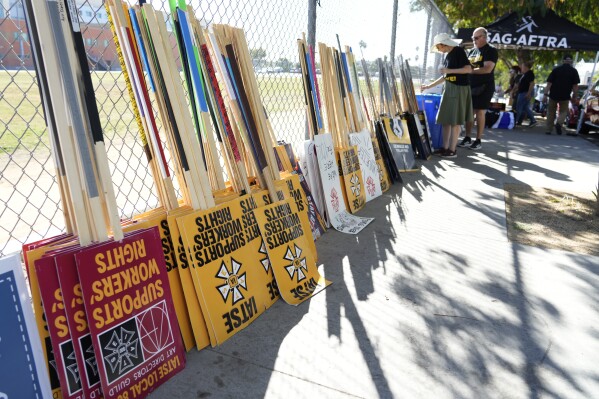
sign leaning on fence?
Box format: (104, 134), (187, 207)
(349, 129), (383, 202)
(0, 254), (53, 399)
(74, 228), (185, 399)
(56, 251), (103, 399)
(36, 252), (84, 399)
(382, 116), (418, 172)
(254, 198), (331, 305)
(314, 134), (374, 234)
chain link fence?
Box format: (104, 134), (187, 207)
(0, 0), (447, 257)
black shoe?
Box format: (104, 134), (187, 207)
(528, 120), (538, 127)
(441, 149), (457, 158)
(555, 124), (562, 135)
(458, 137), (472, 147)
(469, 139), (482, 150)
(545, 132), (552, 135)
(432, 148), (446, 156)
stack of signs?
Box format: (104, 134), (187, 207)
(254, 198), (331, 305)
(314, 134), (374, 234)
(74, 228), (186, 399)
(349, 129), (383, 201)
(28, 228), (186, 399)
(177, 196), (273, 346)
(382, 116), (418, 172)
(0, 254), (53, 399)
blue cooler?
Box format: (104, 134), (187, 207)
(416, 94), (442, 149)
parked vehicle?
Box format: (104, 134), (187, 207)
(565, 83), (599, 133)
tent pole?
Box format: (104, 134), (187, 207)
(587, 51), (599, 87)
(574, 52), (579, 64)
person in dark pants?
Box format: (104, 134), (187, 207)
(421, 33), (473, 158)
(459, 27), (498, 150)
(505, 65), (521, 111)
(544, 54), (580, 135)
(515, 61), (538, 127)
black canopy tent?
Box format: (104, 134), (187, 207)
(456, 9), (599, 51)
(456, 9), (599, 133)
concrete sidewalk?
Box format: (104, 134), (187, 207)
(152, 126), (599, 399)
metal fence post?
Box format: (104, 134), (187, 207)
(390, 0), (398, 66)
(307, 0), (317, 49)
(421, 5), (432, 85)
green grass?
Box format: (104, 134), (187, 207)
(0, 70), (309, 153)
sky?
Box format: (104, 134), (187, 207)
(134, 0), (433, 64)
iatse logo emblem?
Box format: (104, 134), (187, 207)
(215, 258), (248, 305)
(283, 244), (308, 283)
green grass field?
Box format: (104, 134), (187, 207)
(0, 70), (310, 153)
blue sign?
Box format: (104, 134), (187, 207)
(0, 255), (52, 399)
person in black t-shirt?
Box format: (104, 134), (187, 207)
(458, 27), (498, 150)
(544, 54), (580, 135)
(421, 33), (473, 158)
(505, 65), (521, 110)
(515, 61), (538, 127)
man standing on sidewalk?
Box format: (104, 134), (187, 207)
(544, 54), (580, 135)
(459, 27), (498, 150)
(515, 61), (538, 127)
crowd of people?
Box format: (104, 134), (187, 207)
(422, 27), (581, 158)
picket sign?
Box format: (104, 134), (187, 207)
(36, 251), (85, 399)
(166, 207), (212, 350)
(272, 145), (326, 241)
(55, 252), (103, 399)
(254, 198), (330, 305)
(301, 140), (328, 227)
(0, 254), (53, 399)
(122, 212), (195, 351)
(348, 130), (383, 202)
(24, 236), (78, 399)
(177, 196), (273, 346)
(382, 116), (418, 172)
(74, 228), (186, 399)
(370, 136), (392, 193)
(313, 134), (374, 234)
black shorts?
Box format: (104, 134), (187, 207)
(471, 83), (495, 110)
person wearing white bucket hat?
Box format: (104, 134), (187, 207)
(422, 33), (473, 158)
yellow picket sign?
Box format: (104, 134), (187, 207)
(336, 146), (366, 213)
(274, 175), (317, 260)
(238, 194), (280, 310)
(123, 211), (195, 351)
(254, 198), (331, 305)
(167, 207), (212, 350)
(371, 138), (392, 192)
(177, 196), (271, 346)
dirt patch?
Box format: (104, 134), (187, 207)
(504, 184), (599, 256)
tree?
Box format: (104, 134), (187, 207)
(250, 47), (267, 62)
(275, 57), (292, 72)
(359, 40), (367, 58)
(411, 1), (599, 83)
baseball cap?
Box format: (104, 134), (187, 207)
(562, 54), (573, 62)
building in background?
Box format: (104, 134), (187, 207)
(0, 0), (117, 70)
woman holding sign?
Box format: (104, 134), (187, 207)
(421, 33), (473, 158)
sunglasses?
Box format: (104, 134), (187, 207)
(472, 35), (484, 40)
